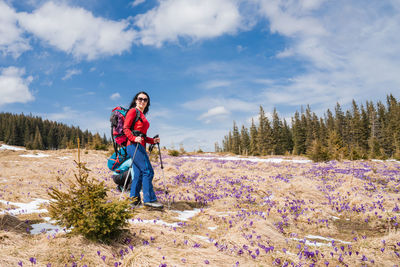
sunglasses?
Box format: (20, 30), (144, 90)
(137, 97), (148, 103)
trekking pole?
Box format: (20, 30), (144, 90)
(119, 140), (140, 200)
(156, 139), (169, 209)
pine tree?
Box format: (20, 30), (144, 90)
(257, 106), (273, 155)
(240, 125), (250, 155)
(308, 139), (330, 162)
(327, 130), (344, 160)
(281, 119), (293, 154)
(359, 104), (370, 152)
(5, 123), (17, 146)
(24, 121), (33, 149)
(271, 108), (283, 155)
(47, 126), (57, 150)
(32, 126), (44, 150)
(61, 134), (68, 149)
(325, 109), (335, 133)
(292, 111), (306, 155)
(249, 118), (258, 155)
(232, 122), (240, 154)
(214, 142), (221, 153)
(304, 106), (315, 153)
(334, 102), (345, 138)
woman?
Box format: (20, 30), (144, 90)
(123, 91), (163, 208)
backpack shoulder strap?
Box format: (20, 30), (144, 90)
(134, 108), (143, 123)
(129, 108), (143, 131)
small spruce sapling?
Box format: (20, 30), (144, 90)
(48, 138), (133, 242)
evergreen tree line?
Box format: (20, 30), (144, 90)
(216, 94), (400, 161)
(0, 112), (109, 150)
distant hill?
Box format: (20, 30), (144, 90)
(0, 112), (109, 150)
(218, 94), (400, 161)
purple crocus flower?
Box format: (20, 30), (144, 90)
(29, 258), (36, 264)
(361, 255), (368, 261)
(204, 260), (210, 264)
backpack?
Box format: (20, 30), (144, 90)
(107, 148), (129, 172)
(110, 106), (142, 155)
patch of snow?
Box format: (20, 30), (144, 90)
(331, 216), (340, 220)
(30, 222), (64, 235)
(208, 226), (218, 231)
(292, 237), (329, 247)
(20, 153), (50, 158)
(57, 156), (70, 160)
(291, 235), (351, 247)
(305, 235), (351, 244)
(372, 159), (400, 163)
(181, 156), (312, 164)
(0, 198), (49, 216)
(0, 144), (25, 151)
(172, 208), (201, 221)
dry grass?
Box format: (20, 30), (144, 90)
(0, 146), (399, 266)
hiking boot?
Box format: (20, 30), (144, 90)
(144, 201), (164, 209)
(131, 202), (142, 209)
(116, 185), (123, 192)
(131, 198), (142, 208)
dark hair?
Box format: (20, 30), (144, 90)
(129, 91), (150, 115)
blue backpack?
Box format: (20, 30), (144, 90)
(107, 148), (129, 173)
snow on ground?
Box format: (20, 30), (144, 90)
(57, 156), (71, 160)
(30, 222), (65, 235)
(130, 208), (202, 228)
(20, 153), (50, 158)
(0, 144), (26, 151)
(172, 208), (201, 221)
(181, 155), (312, 164)
(0, 198), (49, 216)
(291, 234), (352, 247)
(305, 234), (351, 244)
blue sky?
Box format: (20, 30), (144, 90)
(1, 0), (400, 151)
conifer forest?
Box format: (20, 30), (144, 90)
(0, 112), (109, 150)
(218, 94), (400, 161)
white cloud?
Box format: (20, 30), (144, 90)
(17, 1), (136, 60)
(152, 122), (227, 151)
(202, 79), (232, 89)
(199, 106), (230, 120)
(44, 106), (108, 134)
(258, 0), (327, 38)
(0, 1), (30, 57)
(276, 47), (294, 58)
(62, 69), (82, 80)
(257, 0), (400, 110)
(46, 106), (78, 121)
(183, 97), (256, 113)
(131, 0), (146, 7)
(133, 0), (243, 46)
(0, 67), (34, 106)
(110, 92), (121, 100)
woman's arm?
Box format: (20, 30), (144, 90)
(145, 136), (160, 144)
(145, 137), (155, 144)
(123, 109), (137, 142)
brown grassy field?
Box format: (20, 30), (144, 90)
(0, 144), (399, 266)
